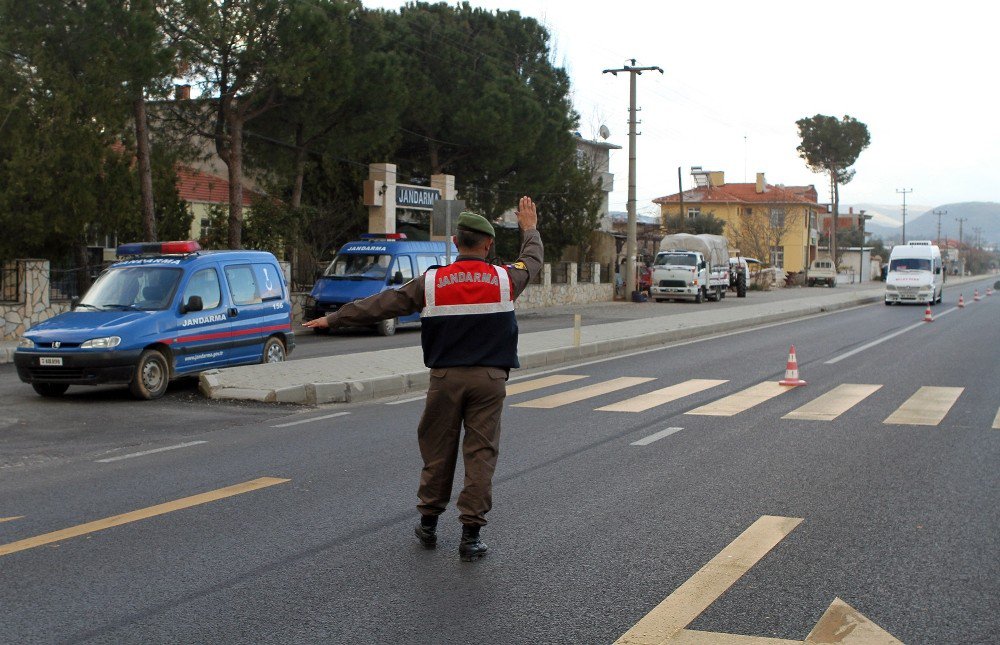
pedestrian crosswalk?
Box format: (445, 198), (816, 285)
(508, 374), (992, 428)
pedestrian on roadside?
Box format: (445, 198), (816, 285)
(303, 197), (543, 561)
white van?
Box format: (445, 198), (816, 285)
(885, 241), (944, 305)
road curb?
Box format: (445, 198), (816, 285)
(199, 292), (883, 405)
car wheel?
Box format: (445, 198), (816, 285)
(376, 317), (397, 336)
(719, 288), (726, 299)
(885, 300), (891, 306)
(129, 349), (170, 400)
(262, 337), (286, 363)
(32, 382), (69, 397)
(694, 288), (703, 304)
(736, 274), (747, 297)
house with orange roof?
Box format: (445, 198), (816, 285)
(175, 164), (266, 241)
(653, 168), (820, 273)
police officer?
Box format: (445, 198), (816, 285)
(304, 197), (542, 561)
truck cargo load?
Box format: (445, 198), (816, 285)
(658, 233), (729, 266)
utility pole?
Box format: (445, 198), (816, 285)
(956, 216), (967, 275)
(896, 188), (913, 244)
(604, 59), (663, 299)
(933, 209), (947, 247)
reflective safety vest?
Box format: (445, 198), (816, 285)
(421, 259), (518, 368)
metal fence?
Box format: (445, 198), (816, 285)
(1, 262), (19, 302)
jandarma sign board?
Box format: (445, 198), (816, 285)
(396, 184), (440, 210)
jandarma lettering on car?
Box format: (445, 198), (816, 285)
(181, 313), (228, 327)
(113, 258), (183, 266)
(346, 245), (388, 253)
(437, 272), (499, 288)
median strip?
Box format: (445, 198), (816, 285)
(0, 477), (289, 557)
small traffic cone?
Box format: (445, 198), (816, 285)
(974, 289), (981, 301)
(923, 305), (934, 322)
(958, 294), (965, 308)
(778, 345), (807, 386)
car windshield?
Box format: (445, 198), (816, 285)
(324, 253), (391, 280)
(655, 253), (697, 267)
(890, 258), (931, 272)
(80, 266), (182, 311)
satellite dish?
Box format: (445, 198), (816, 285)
(599, 124), (610, 140)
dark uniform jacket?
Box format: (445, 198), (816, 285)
(324, 229), (543, 368)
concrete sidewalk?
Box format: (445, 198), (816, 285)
(199, 285), (890, 404)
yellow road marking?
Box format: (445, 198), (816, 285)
(992, 407), (1000, 430)
(0, 477), (288, 557)
(506, 374), (588, 396)
(884, 386), (964, 426)
(615, 515), (803, 644)
(0, 516), (24, 524)
(783, 384), (882, 421)
(685, 382), (794, 417)
(597, 379), (728, 413)
(513, 377), (655, 409)
(804, 597), (902, 644)
(668, 630), (800, 644)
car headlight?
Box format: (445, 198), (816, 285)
(17, 337), (34, 349)
(885, 285), (897, 292)
(81, 336), (121, 349)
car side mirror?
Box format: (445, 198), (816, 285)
(392, 271), (404, 285)
(184, 295), (203, 313)
(70, 296), (80, 310)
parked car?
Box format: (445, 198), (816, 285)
(807, 257), (837, 287)
(15, 241), (294, 399)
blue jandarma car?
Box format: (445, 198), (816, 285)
(15, 241), (294, 399)
(304, 234), (457, 336)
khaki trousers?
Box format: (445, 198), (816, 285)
(416, 366), (508, 526)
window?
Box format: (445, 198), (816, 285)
(686, 207), (701, 219)
(393, 255), (414, 281)
(770, 246), (784, 269)
(184, 268), (222, 310)
(770, 208), (786, 228)
(224, 264), (261, 305)
(809, 210), (817, 230)
(252, 263), (284, 301)
(325, 253), (390, 279)
(744, 207), (753, 216)
(416, 255), (438, 274)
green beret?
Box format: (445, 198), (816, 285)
(456, 211), (495, 238)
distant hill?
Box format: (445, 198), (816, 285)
(862, 202), (1000, 244)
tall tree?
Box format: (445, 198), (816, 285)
(384, 2), (580, 219)
(161, 0), (328, 248)
(796, 114), (870, 265)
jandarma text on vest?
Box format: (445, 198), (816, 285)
(436, 271), (500, 288)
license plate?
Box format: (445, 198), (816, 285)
(39, 357), (63, 366)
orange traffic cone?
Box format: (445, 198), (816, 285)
(958, 294), (965, 308)
(923, 305), (934, 322)
(779, 345), (807, 386)
(974, 289), (982, 301)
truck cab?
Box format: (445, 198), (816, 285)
(305, 234), (457, 336)
(651, 250), (712, 303)
(884, 241), (944, 305)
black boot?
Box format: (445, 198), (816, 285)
(459, 524), (488, 562)
(414, 516), (437, 549)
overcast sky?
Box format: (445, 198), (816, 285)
(365, 0), (999, 217)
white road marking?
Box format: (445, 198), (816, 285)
(270, 412), (351, 428)
(884, 386), (964, 426)
(826, 306), (958, 364)
(993, 407), (1000, 430)
(386, 395), (426, 405)
(95, 441), (207, 463)
(631, 427), (684, 446)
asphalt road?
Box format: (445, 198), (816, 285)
(1, 286), (997, 644)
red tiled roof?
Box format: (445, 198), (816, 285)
(653, 183), (819, 206)
(176, 165), (261, 206)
